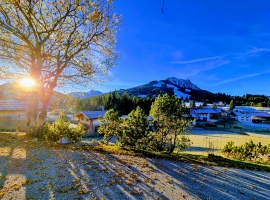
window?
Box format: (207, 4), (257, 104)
(210, 114), (218, 120)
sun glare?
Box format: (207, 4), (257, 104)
(20, 78), (36, 87)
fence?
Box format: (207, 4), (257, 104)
(0, 118), (28, 132)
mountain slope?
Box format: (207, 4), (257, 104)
(68, 90), (103, 98)
(118, 77), (205, 99)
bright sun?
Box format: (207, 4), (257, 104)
(20, 78), (36, 87)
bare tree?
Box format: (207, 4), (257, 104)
(0, 0), (121, 135)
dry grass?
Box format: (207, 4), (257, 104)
(186, 133), (270, 155)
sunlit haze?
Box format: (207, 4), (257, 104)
(19, 78), (35, 88)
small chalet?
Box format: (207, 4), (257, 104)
(251, 112), (270, 123)
(190, 109), (200, 125)
(76, 111), (106, 135)
(233, 111), (270, 124)
(190, 108), (221, 123)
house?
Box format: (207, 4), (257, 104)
(233, 111), (270, 123)
(232, 111), (252, 122)
(190, 108), (221, 123)
(0, 100), (28, 131)
(76, 111), (107, 136)
(251, 112), (270, 123)
(0, 100), (28, 118)
(190, 109), (200, 125)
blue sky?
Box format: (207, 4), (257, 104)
(93, 0), (270, 96)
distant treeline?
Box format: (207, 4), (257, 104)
(189, 92), (270, 107)
(73, 91), (154, 115)
(73, 91), (270, 114)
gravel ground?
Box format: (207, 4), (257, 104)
(0, 142), (270, 200)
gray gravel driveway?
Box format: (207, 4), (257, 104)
(1, 145), (269, 200)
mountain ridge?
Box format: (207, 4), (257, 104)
(116, 77), (204, 99)
(68, 90), (103, 98)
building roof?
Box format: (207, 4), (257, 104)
(190, 109), (200, 118)
(0, 100), (28, 111)
(234, 111), (270, 118)
(250, 112), (270, 117)
(191, 108), (220, 114)
(76, 111), (107, 119)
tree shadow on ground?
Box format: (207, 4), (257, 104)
(1, 135), (270, 200)
(146, 156), (270, 200)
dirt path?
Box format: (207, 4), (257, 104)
(0, 138), (269, 200)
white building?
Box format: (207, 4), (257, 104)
(190, 108), (221, 124)
(232, 111), (270, 123)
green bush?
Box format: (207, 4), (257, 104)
(174, 135), (192, 152)
(222, 140), (270, 163)
(43, 113), (85, 143)
(66, 123), (85, 142)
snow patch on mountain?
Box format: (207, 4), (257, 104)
(173, 87), (190, 98)
(153, 81), (190, 98)
(166, 77), (201, 90)
(185, 89), (191, 93)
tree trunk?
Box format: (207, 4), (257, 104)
(36, 102), (49, 127)
(170, 133), (177, 153)
(27, 86), (53, 137)
(35, 88), (54, 137)
(27, 91), (39, 136)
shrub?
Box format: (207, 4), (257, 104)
(43, 113), (85, 143)
(222, 140), (270, 163)
(66, 123), (85, 142)
(174, 135), (192, 152)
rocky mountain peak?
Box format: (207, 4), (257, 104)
(166, 77), (201, 90)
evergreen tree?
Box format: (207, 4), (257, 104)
(257, 102), (263, 107)
(132, 96), (139, 109)
(112, 90), (121, 111)
(120, 106), (151, 149)
(98, 109), (122, 142)
(150, 94), (191, 153)
(73, 98), (83, 113)
(267, 99), (270, 108)
(190, 100), (196, 108)
(230, 100), (235, 110)
(121, 92), (133, 115)
(211, 104), (217, 108)
(104, 92), (113, 110)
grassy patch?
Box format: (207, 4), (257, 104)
(187, 133), (270, 156)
